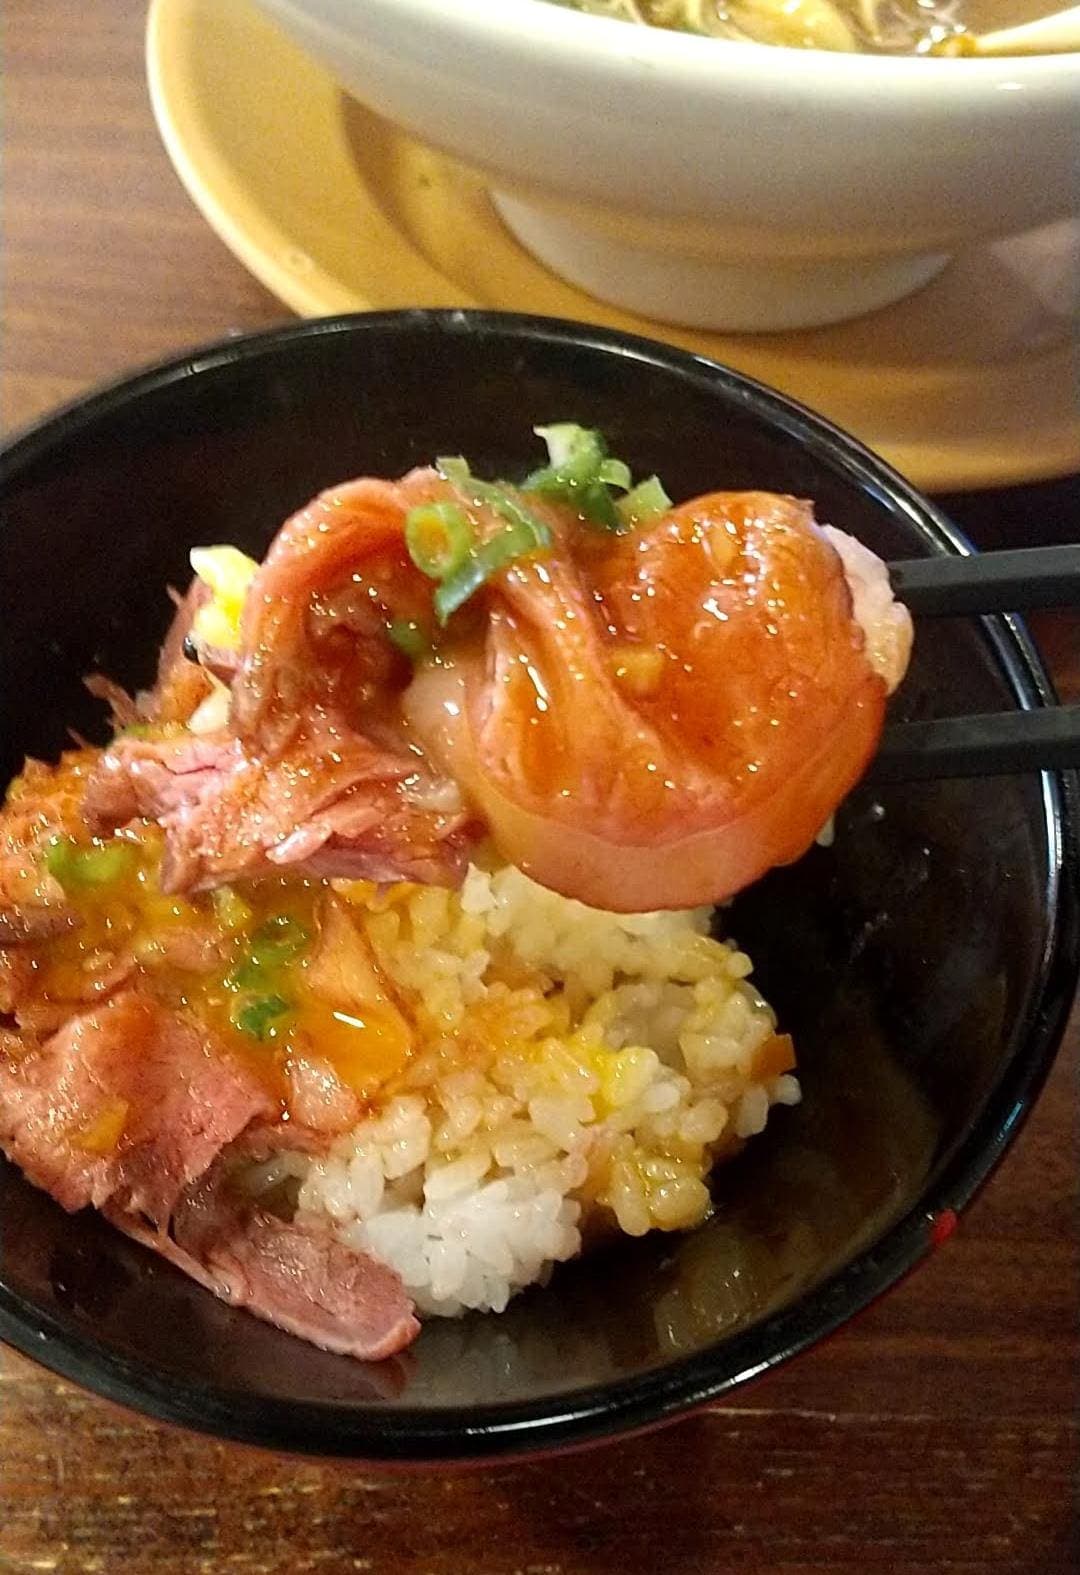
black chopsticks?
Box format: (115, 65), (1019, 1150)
(887, 544), (1080, 616)
(874, 544), (1079, 783)
(869, 706), (1080, 784)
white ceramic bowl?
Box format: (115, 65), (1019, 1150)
(251, 0), (1080, 330)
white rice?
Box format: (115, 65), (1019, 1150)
(279, 863), (798, 1319)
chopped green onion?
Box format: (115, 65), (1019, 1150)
(432, 551), (493, 625)
(527, 471), (620, 529)
(598, 457), (632, 489)
(42, 838), (70, 880)
(570, 480), (623, 529)
(44, 835), (136, 890)
(434, 507), (553, 625)
(387, 618), (431, 661)
(435, 456), (470, 485)
(616, 474), (672, 527)
(436, 451), (553, 546)
(228, 915), (309, 987)
(417, 468), (554, 625)
(522, 424), (634, 529)
(405, 502), (475, 580)
(232, 993), (291, 1041)
(531, 424), (578, 471)
(533, 423), (608, 485)
(438, 429), (671, 543)
(470, 481), (553, 544)
(249, 914), (310, 968)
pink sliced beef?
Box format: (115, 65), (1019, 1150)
(0, 992), (273, 1220)
(0, 992), (420, 1360)
(162, 1164), (419, 1361)
(82, 724), (475, 894)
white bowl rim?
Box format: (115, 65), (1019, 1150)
(336, 0), (1080, 84)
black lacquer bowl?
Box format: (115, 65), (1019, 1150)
(1, 312), (1076, 1461)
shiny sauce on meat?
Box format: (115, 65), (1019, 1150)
(6, 752), (412, 1115)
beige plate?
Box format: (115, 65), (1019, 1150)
(147, 0), (1080, 493)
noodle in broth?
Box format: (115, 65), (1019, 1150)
(552, 0), (1062, 53)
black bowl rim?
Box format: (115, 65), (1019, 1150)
(1, 308), (1077, 1462)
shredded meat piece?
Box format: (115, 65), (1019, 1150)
(82, 723), (475, 894)
(83, 674), (141, 729)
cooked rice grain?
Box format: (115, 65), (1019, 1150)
(293, 864), (799, 1318)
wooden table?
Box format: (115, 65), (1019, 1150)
(2, 3), (1077, 1570)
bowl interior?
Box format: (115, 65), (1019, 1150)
(0, 313), (1069, 1456)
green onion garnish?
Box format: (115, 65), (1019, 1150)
(522, 423), (640, 530)
(228, 914), (310, 989)
(433, 501), (553, 625)
(387, 618), (431, 661)
(439, 430), (670, 540)
(616, 474), (673, 527)
(248, 914), (309, 968)
(405, 501), (475, 580)
(44, 835), (136, 890)
(422, 463), (555, 624)
(471, 481), (552, 542)
(437, 457), (551, 545)
(598, 457), (632, 490)
(532, 423), (608, 485)
(232, 993), (291, 1041)
(538, 472), (623, 529)
(435, 456), (470, 486)
(224, 915), (307, 1036)
(432, 557), (490, 624)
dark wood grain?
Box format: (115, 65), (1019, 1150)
(1, 2), (1077, 1570)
